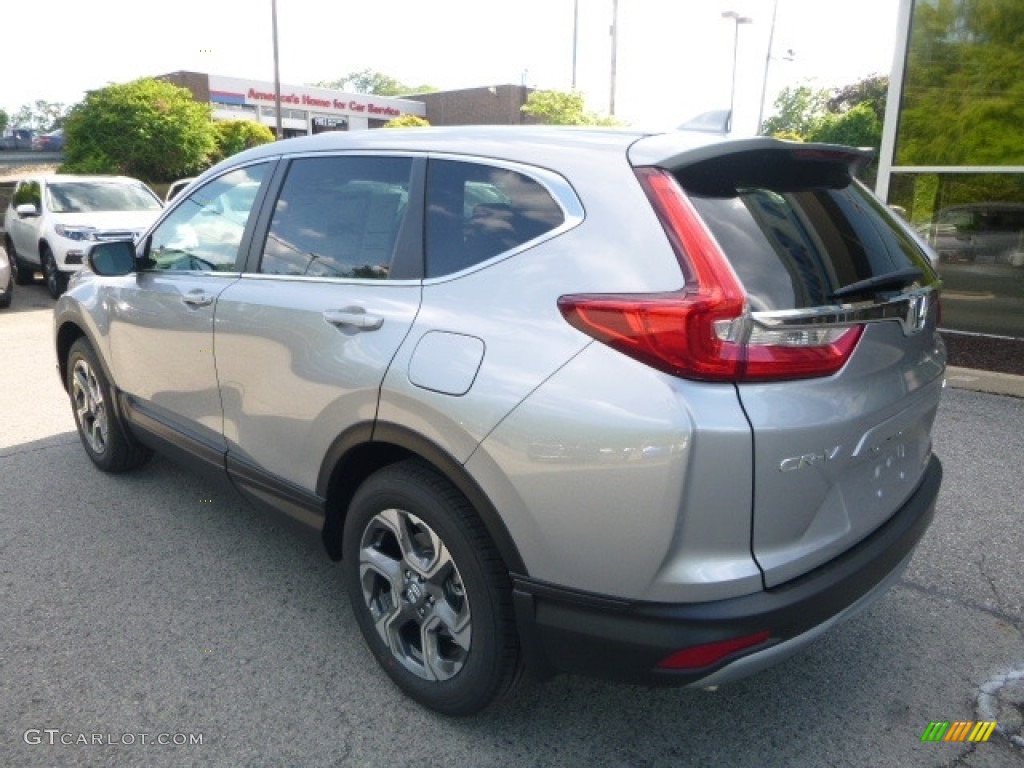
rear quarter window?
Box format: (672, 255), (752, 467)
(426, 159), (565, 278)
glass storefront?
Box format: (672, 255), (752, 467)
(886, 0), (1024, 339)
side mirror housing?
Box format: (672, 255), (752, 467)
(88, 240), (137, 276)
(15, 203), (39, 217)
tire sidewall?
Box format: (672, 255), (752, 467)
(342, 464), (509, 716)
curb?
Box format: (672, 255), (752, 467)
(946, 366), (1024, 399)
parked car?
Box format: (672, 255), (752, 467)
(0, 242), (12, 308)
(0, 128), (34, 150)
(3, 175), (162, 298)
(924, 202), (1024, 264)
(31, 129), (65, 152)
(54, 127), (945, 716)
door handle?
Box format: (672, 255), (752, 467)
(182, 291), (214, 308)
(322, 308), (384, 331)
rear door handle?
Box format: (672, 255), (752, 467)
(182, 290), (215, 308)
(322, 308), (384, 331)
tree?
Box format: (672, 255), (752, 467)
(826, 74), (888, 124)
(808, 103), (882, 149)
(520, 90), (621, 126)
(213, 119), (275, 162)
(383, 115), (430, 128)
(61, 78), (217, 182)
(760, 84), (829, 138)
(9, 100), (69, 131)
(0, 108), (7, 134)
(314, 69), (436, 96)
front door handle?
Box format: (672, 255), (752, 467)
(182, 290), (214, 308)
(322, 308), (384, 331)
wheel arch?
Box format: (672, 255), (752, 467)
(55, 320), (88, 392)
(317, 421), (528, 577)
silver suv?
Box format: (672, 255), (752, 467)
(54, 127), (945, 716)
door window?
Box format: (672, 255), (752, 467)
(145, 163), (269, 272)
(259, 156), (414, 279)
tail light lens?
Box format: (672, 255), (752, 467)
(557, 167), (863, 382)
(657, 630), (772, 670)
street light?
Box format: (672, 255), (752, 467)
(270, 0), (282, 140)
(722, 10), (752, 133)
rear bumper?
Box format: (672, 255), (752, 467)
(512, 455), (942, 685)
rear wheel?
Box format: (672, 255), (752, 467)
(42, 245), (67, 298)
(67, 338), (152, 472)
(342, 460), (520, 716)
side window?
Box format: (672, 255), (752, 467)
(425, 159), (565, 278)
(146, 163), (269, 272)
(259, 156), (413, 279)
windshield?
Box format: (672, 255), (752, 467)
(47, 181), (162, 214)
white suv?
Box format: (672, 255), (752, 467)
(3, 175), (162, 297)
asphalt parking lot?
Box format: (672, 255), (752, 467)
(2, 280), (1023, 768)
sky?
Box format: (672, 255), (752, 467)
(1, 0), (901, 135)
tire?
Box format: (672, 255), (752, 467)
(42, 244), (67, 298)
(0, 270), (11, 308)
(66, 338), (152, 473)
(342, 460), (520, 716)
(5, 236), (33, 285)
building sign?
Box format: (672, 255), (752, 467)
(208, 74), (424, 121)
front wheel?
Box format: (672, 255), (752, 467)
(67, 338), (152, 472)
(42, 245), (67, 298)
(342, 460), (520, 716)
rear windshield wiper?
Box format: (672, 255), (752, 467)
(829, 267), (923, 300)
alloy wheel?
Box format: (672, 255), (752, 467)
(358, 508), (472, 681)
(71, 357), (109, 455)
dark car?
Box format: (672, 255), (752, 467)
(0, 128), (35, 150)
(926, 202), (1024, 264)
(32, 129), (65, 152)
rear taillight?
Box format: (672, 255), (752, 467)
(557, 167), (863, 382)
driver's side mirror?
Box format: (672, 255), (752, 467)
(88, 240), (137, 276)
(15, 203), (39, 217)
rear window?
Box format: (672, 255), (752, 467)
(683, 159), (935, 312)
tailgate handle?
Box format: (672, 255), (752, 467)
(323, 308), (384, 331)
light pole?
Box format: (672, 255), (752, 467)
(271, 0), (283, 140)
(757, 0), (778, 135)
(609, 0), (619, 116)
(722, 10), (752, 133)
(572, 0), (579, 90)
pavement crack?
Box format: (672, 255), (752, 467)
(898, 577), (1024, 635)
(978, 552), (1009, 616)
